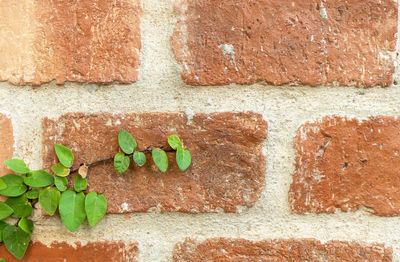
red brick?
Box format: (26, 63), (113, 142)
(0, 114), (13, 175)
(173, 238), (392, 262)
(0, 241), (138, 262)
(171, 0), (397, 87)
(0, 0), (141, 86)
(42, 112), (267, 213)
(290, 116), (400, 216)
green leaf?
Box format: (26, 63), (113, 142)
(25, 189), (39, 199)
(54, 176), (68, 192)
(0, 221), (8, 242)
(39, 187), (60, 216)
(3, 225), (30, 259)
(5, 195), (32, 218)
(4, 159), (29, 174)
(114, 152), (130, 173)
(85, 192), (107, 227)
(0, 202), (13, 220)
(0, 179), (6, 191)
(118, 130), (137, 154)
(176, 146), (192, 171)
(152, 148), (168, 173)
(0, 174), (27, 197)
(59, 190), (86, 232)
(51, 163), (70, 177)
(73, 174), (87, 192)
(133, 151), (146, 166)
(54, 144), (74, 168)
(168, 135), (181, 150)
(18, 217), (33, 234)
(0, 259), (6, 262)
(24, 170), (54, 187)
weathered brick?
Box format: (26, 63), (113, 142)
(0, 1), (35, 86)
(290, 116), (400, 216)
(0, 0), (141, 86)
(173, 238), (392, 262)
(0, 241), (138, 262)
(42, 112), (267, 213)
(0, 114), (13, 175)
(171, 0), (397, 87)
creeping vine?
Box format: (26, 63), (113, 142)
(0, 130), (191, 260)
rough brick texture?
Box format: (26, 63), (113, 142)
(290, 116), (400, 216)
(0, 114), (13, 175)
(42, 112), (267, 213)
(173, 238), (392, 261)
(171, 0), (397, 87)
(0, 241), (138, 262)
(0, 0), (141, 86)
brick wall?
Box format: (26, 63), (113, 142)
(0, 0), (399, 261)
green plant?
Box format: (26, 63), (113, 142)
(0, 131), (191, 260)
(114, 131), (191, 173)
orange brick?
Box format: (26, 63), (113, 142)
(0, 114), (13, 175)
(290, 116), (400, 216)
(174, 238), (392, 261)
(0, 241), (138, 262)
(42, 112), (267, 213)
(0, 0), (141, 86)
(171, 0), (397, 87)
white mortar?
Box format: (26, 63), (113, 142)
(0, 0), (400, 261)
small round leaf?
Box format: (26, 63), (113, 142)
(0, 178), (7, 191)
(0, 174), (27, 197)
(85, 192), (107, 227)
(25, 189), (40, 199)
(54, 176), (68, 192)
(176, 146), (192, 171)
(5, 195), (32, 218)
(73, 174), (87, 192)
(4, 159), (29, 174)
(3, 225), (30, 260)
(51, 163), (70, 177)
(18, 217), (34, 234)
(118, 130), (137, 154)
(133, 151), (146, 166)
(0, 221), (8, 242)
(114, 152), (130, 173)
(59, 190), (86, 232)
(168, 135), (181, 150)
(0, 202), (13, 220)
(54, 144), (74, 168)
(152, 148), (168, 173)
(24, 170), (54, 187)
(39, 187), (60, 216)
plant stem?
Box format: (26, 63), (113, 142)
(69, 146), (174, 174)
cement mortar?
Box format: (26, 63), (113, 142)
(0, 0), (400, 261)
